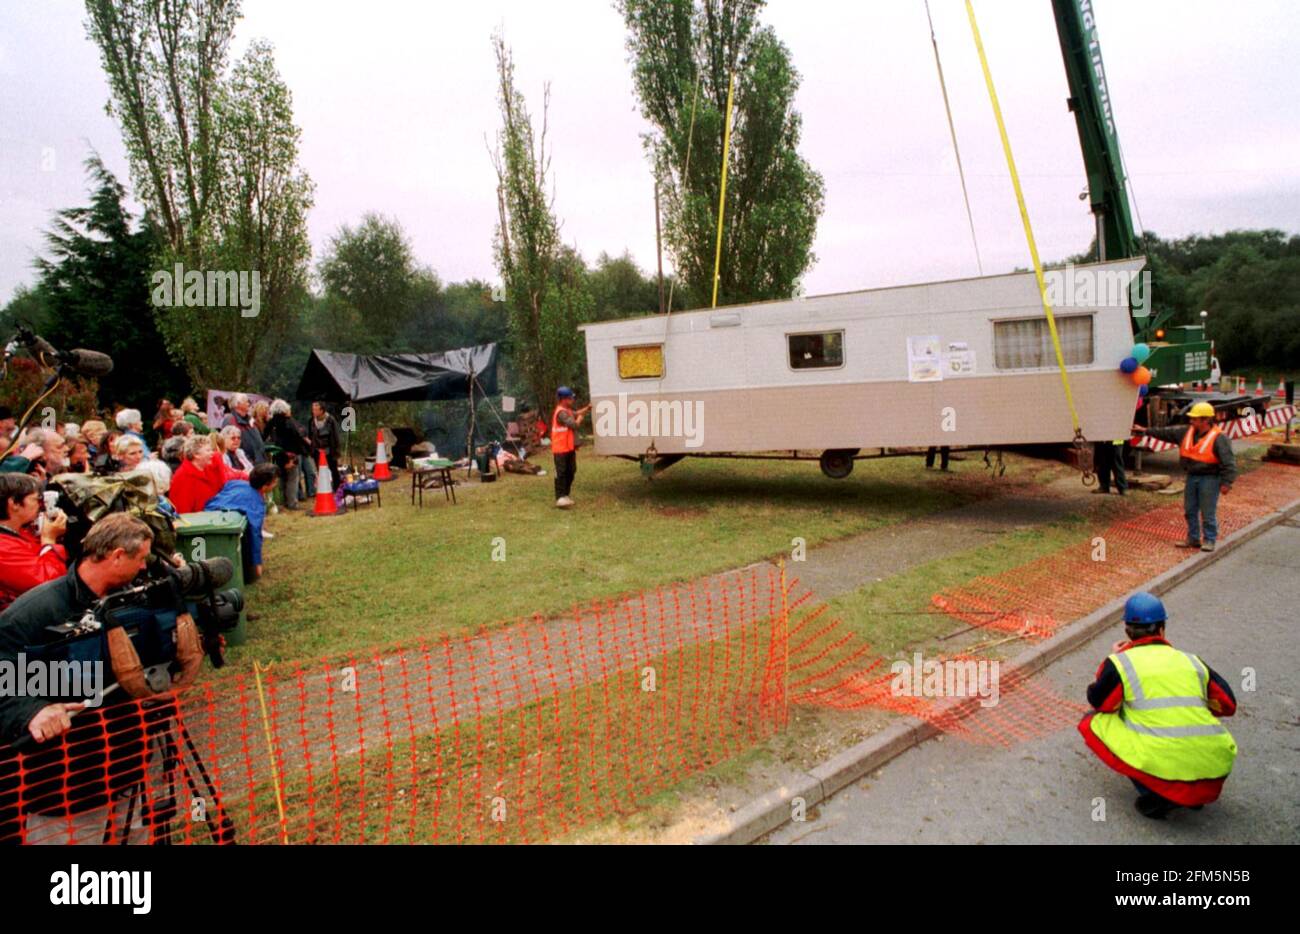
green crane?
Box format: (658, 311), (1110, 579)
(1051, 0), (1214, 391)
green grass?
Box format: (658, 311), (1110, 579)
(230, 453), (1022, 670)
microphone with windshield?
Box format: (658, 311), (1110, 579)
(13, 327), (114, 378)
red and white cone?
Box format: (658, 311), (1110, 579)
(314, 449), (337, 516)
(1275, 379), (1286, 399)
(1255, 378), (1265, 397)
(373, 428), (392, 481)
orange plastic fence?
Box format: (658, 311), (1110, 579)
(1, 567), (795, 844)
(2, 466), (1293, 844)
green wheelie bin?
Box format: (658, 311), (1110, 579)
(174, 510), (249, 646)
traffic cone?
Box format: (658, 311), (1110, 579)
(1255, 378), (1265, 397)
(1276, 379), (1286, 399)
(313, 449), (337, 516)
(373, 428), (392, 481)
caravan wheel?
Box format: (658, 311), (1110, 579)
(819, 449), (858, 480)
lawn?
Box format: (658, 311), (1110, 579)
(232, 452), (1034, 670)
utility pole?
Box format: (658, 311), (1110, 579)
(655, 179), (665, 314)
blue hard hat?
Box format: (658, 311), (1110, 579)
(556, 386), (574, 398)
(1123, 592), (1167, 626)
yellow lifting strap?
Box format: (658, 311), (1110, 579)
(964, 0), (1083, 439)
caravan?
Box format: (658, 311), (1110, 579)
(580, 258), (1143, 476)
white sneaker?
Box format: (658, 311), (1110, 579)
(263, 529), (275, 539)
(555, 496), (574, 508)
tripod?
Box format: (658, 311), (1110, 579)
(103, 710), (237, 845)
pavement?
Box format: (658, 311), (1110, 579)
(767, 518), (1300, 844)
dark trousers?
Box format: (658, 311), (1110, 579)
(1095, 442), (1127, 493)
(554, 451), (576, 499)
(925, 446), (950, 470)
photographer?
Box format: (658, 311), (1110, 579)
(0, 512), (152, 745)
(0, 473), (67, 613)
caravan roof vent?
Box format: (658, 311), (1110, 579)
(709, 312), (742, 328)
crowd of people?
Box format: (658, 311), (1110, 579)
(0, 394), (345, 613)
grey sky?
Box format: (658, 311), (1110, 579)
(1, 0), (1297, 310)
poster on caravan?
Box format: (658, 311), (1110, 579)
(206, 389), (271, 429)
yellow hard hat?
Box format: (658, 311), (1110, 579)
(1188, 402), (1216, 419)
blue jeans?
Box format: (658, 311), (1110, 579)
(1184, 474), (1221, 543)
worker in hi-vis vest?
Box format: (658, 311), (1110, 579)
(550, 387), (589, 509)
(1079, 592), (1237, 820)
(1132, 402), (1235, 552)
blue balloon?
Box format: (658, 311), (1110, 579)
(1119, 356), (1139, 374)
(1132, 343), (1151, 364)
(1138, 383), (1149, 397)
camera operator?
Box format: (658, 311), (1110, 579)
(0, 512), (152, 745)
(0, 473), (67, 613)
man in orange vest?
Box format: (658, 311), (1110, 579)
(1133, 402), (1235, 552)
(551, 387), (590, 509)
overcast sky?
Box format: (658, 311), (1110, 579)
(1, 0), (1297, 310)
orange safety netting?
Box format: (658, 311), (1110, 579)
(2, 466), (1292, 844)
(932, 464), (1299, 640)
(1, 567), (796, 845)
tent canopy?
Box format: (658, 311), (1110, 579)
(296, 343), (499, 404)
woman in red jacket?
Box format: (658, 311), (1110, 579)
(0, 472), (68, 612)
(170, 435), (248, 514)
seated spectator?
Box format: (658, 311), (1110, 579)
(152, 398), (176, 444)
(0, 427), (67, 481)
(171, 419), (193, 438)
(114, 408), (151, 456)
(0, 440), (43, 475)
(219, 425), (255, 473)
(221, 393), (266, 465)
(0, 473), (67, 612)
(61, 423), (80, 441)
(0, 406), (15, 440)
(170, 435), (245, 514)
(126, 457), (172, 502)
(113, 435), (145, 472)
(66, 436), (91, 474)
(179, 396), (210, 435)
(91, 430), (120, 473)
(205, 463), (279, 579)
(160, 436), (185, 472)
(80, 419), (108, 456)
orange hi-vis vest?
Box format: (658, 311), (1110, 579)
(1180, 426), (1222, 464)
(551, 405), (575, 454)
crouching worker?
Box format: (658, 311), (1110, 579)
(1078, 592), (1237, 820)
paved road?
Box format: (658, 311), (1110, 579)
(770, 520), (1300, 844)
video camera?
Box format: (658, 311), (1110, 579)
(36, 556), (244, 699)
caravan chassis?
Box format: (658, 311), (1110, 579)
(622, 445), (1035, 481)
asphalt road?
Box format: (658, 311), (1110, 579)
(769, 520), (1300, 844)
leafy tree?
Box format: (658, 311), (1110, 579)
(617, 0), (824, 308)
(587, 250), (684, 320)
(84, 1), (313, 388)
(316, 214), (419, 352)
(31, 154), (190, 413)
(490, 32), (592, 405)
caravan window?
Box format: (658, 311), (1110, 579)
(617, 344), (664, 379)
(788, 331), (844, 370)
(993, 315), (1094, 369)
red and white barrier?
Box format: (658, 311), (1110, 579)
(1132, 405), (1296, 452)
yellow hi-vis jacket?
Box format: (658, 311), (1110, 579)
(1089, 643), (1237, 782)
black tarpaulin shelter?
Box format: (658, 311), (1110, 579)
(295, 343), (499, 403)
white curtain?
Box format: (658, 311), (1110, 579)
(994, 315), (1094, 369)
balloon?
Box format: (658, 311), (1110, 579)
(1138, 384), (1149, 397)
(1132, 365), (1152, 386)
(1132, 343), (1151, 364)
(1119, 356), (1139, 374)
